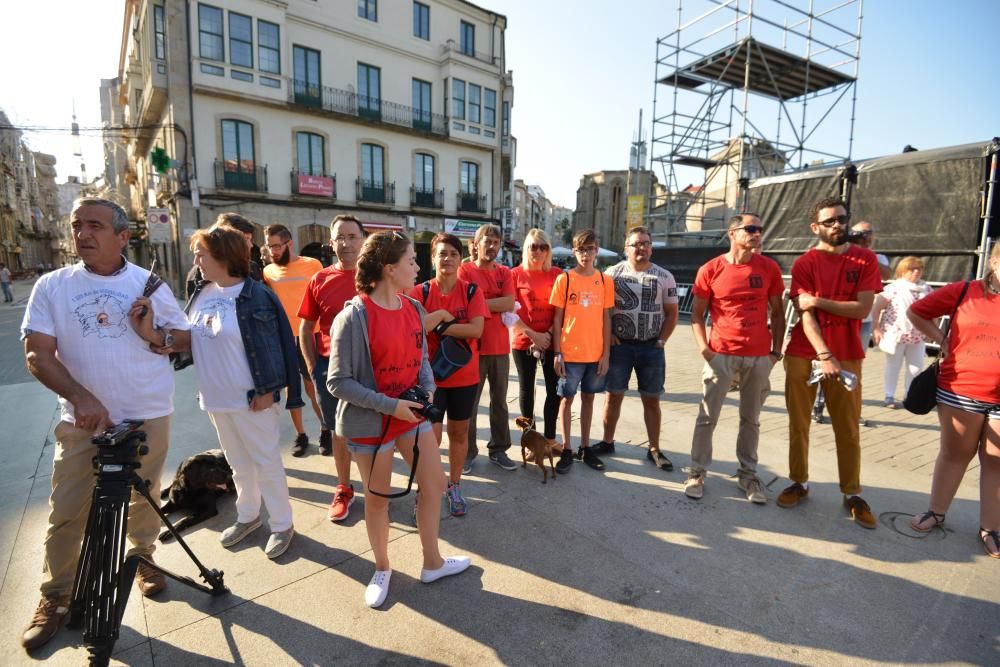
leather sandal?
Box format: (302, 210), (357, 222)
(910, 510), (945, 533)
(980, 528), (1000, 559)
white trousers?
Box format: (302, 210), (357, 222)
(884, 341), (926, 400)
(208, 406), (293, 532)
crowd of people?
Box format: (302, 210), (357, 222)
(16, 195), (1000, 651)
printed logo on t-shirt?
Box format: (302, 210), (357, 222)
(846, 270), (860, 284)
(413, 328), (424, 350)
(749, 275), (763, 289)
(192, 297), (232, 338)
(75, 294), (128, 338)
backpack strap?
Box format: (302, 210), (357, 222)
(421, 280), (430, 304)
(563, 269), (572, 308)
(466, 281), (478, 302)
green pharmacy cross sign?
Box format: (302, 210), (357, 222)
(150, 147), (171, 174)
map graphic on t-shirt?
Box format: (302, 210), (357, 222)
(74, 294), (128, 338)
(191, 297), (233, 338)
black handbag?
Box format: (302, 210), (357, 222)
(429, 321), (473, 381)
(903, 281), (969, 415)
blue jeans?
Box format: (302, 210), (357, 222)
(557, 362), (606, 398)
(606, 342), (666, 396)
(312, 355), (338, 432)
(1, 282), (11, 302)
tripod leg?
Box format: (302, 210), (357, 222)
(132, 475), (228, 594)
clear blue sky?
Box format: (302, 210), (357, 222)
(2, 1), (998, 210)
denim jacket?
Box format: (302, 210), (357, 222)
(175, 277), (304, 410)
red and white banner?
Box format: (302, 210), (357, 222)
(296, 174), (335, 197)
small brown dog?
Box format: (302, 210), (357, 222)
(516, 416), (555, 483)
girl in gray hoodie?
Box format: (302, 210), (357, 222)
(327, 231), (470, 608)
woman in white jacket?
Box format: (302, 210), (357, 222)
(871, 256), (933, 409)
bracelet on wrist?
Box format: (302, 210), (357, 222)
(816, 351), (832, 360)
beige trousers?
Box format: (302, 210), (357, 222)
(690, 353), (774, 480)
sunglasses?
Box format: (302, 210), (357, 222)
(733, 225), (764, 234)
(529, 243), (549, 252)
(817, 214), (850, 227)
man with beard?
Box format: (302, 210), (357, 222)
(263, 224), (324, 457)
(459, 224), (517, 472)
(778, 196), (883, 529)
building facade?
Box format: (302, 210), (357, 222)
(0, 111), (64, 272)
(573, 169), (665, 248)
(110, 0), (515, 288)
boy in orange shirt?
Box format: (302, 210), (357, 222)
(550, 229), (615, 473)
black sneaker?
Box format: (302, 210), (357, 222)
(291, 433), (309, 457)
(555, 449), (574, 474)
(646, 448), (674, 471)
(591, 440), (615, 455)
(319, 429), (333, 456)
(489, 450), (518, 471)
(579, 446), (605, 471)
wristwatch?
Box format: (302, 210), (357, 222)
(769, 349), (783, 360)
(656, 339), (666, 348)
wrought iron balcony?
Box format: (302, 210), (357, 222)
(410, 186), (443, 209)
(291, 170), (336, 199)
(288, 80), (448, 137)
(457, 191), (487, 214)
(214, 160), (267, 193)
(356, 179), (395, 205)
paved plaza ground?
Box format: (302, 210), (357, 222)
(0, 278), (995, 665)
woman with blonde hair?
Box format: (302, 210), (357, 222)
(511, 228), (564, 450)
(871, 256), (933, 408)
(328, 231), (470, 607)
(907, 242), (1000, 558)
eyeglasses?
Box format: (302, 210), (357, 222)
(529, 243), (550, 252)
(733, 225), (764, 234)
(817, 214), (850, 227)
(266, 240), (289, 251)
(626, 241), (652, 249)
(574, 246), (598, 254)
(333, 234), (363, 244)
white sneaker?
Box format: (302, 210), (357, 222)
(365, 569), (392, 608)
(420, 556), (471, 584)
(684, 475), (705, 500)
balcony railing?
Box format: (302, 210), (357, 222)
(356, 179), (395, 205)
(291, 170), (336, 199)
(214, 160), (268, 192)
(457, 191), (487, 214)
(410, 187), (443, 209)
(288, 80), (448, 137)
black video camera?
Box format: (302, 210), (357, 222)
(398, 386), (444, 423)
(91, 419), (148, 469)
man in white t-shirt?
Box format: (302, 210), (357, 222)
(595, 227), (679, 470)
(18, 198), (190, 652)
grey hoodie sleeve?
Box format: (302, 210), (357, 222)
(327, 305), (398, 416)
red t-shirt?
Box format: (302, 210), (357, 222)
(693, 254), (785, 356)
(408, 278), (489, 388)
(458, 261), (513, 355)
(511, 266), (562, 351)
(909, 280), (1000, 403)
(353, 294), (426, 444)
(786, 245), (883, 361)
(297, 265), (357, 358)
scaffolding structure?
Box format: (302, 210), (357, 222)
(650, 0), (863, 237)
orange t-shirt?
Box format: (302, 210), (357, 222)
(549, 269), (615, 363)
(263, 256), (323, 335)
(408, 279), (489, 388)
(352, 294), (426, 444)
(458, 261), (513, 355)
(511, 266), (562, 351)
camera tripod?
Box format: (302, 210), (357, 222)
(66, 421), (229, 666)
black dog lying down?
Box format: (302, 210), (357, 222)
(158, 449), (235, 542)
